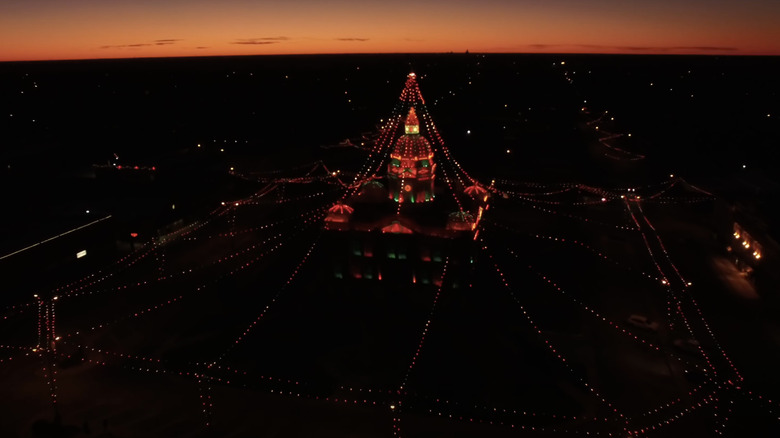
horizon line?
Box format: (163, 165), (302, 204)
(2, 51), (780, 64)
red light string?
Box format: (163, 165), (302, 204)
(393, 258), (450, 438)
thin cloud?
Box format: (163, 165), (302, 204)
(100, 39), (181, 49)
(232, 41), (278, 45)
(336, 38), (369, 42)
(195, 46), (209, 49)
(232, 37), (290, 45)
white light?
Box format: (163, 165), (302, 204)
(76, 250), (87, 259)
(466, 130), (471, 134)
(742, 164), (746, 169)
(85, 210), (90, 214)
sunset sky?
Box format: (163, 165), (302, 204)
(1, 0), (779, 61)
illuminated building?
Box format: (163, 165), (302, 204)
(387, 107), (436, 203)
(728, 222), (766, 277)
(323, 73), (486, 286)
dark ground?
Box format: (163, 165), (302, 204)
(1, 54), (780, 437)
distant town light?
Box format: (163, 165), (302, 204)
(76, 250), (87, 259)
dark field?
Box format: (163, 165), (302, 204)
(1, 54), (780, 437)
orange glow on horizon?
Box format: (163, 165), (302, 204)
(1, 1), (779, 61)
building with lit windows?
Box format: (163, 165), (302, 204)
(323, 73), (487, 287)
(727, 220), (775, 282)
(387, 107), (436, 203)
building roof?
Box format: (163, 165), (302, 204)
(391, 107), (433, 161)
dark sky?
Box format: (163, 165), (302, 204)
(1, 0), (779, 61)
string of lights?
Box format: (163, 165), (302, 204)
(393, 258), (450, 438)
